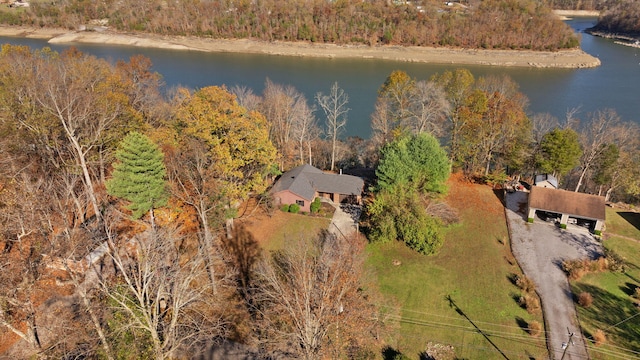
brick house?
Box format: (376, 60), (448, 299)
(270, 164), (364, 212)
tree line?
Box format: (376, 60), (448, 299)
(370, 68), (640, 202)
(588, 0), (640, 36)
(1, 45), (640, 358)
(543, 0), (618, 10)
(6, 0), (581, 51)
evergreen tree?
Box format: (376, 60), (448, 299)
(375, 133), (450, 194)
(106, 132), (168, 223)
(536, 128), (582, 178)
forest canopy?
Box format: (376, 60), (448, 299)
(9, 0), (580, 51)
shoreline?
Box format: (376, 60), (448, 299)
(0, 26), (601, 68)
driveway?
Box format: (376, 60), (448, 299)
(506, 190), (603, 360)
(328, 202), (361, 238)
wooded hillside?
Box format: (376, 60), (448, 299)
(588, 1), (640, 36)
(9, 0), (580, 50)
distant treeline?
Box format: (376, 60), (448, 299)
(588, 1), (640, 36)
(543, 0), (619, 10)
(11, 0), (580, 50)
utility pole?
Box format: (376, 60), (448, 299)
(560, 328), (575, 360)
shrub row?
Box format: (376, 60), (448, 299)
(562, 249), (626, 280)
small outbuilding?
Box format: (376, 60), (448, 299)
(270, 164), (364, 212)
(527, 186), (605, 233)
(534, 174), (558, 189)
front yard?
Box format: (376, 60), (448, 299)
(366, 174), (547, 359)
(570, 208), (640, 359)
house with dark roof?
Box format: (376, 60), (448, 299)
(527, 186), (605, 233)
(270, 164), (364, 212)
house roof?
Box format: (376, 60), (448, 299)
(534, 174), (558, 188)
(529, 186), (606, 221)
(271, 164), (364, 200)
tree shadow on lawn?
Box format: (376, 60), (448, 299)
(493, 188), (506, 207)
(571, 283), (640, 352)
(222, 224), (262, 300)
(618, 212), (640, 232)
(620, 282), (638, 297)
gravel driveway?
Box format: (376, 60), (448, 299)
(506, 190), (603, 360)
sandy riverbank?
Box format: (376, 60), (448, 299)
(0, 26), (601, 68)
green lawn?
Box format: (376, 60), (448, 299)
(366, 182), (547, 359)
(604, 207), (640, 239)
(570, 208), (640, 360)
(259, 212), (332, 252)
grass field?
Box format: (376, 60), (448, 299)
(366, 176), (547, 359)
(570, 208), (640, 360)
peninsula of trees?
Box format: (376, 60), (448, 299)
(586, 0), (640, 42)
(5, 0), (581, 51)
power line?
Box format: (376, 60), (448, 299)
(379, 306), (640, 359)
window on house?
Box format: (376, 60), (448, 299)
(296, 200), (304, 207)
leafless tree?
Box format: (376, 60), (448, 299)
(230, 84), (262, 111)
(531, 113), (560, 144)
(99, 218), (228, 360)
(252, 232), (377, 360)
(291, 99), (320, 166)
(165, 137), (225, 294)
(259, 79), (309, 169)
(316, 82), (349, 171)
(574, 109), (624, 192)
(32, 52), (130, 223)
(406, 80), (450, 136)
(370, 99), (394, 159)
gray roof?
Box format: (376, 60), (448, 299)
(534, 174), (558, 189)
(271, 164), (364, 200)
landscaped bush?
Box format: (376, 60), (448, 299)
(516, 275), (536, 294)
(310, 197), (321, 213)
(528, 320), (543, 337)
(280, 204), (290, 212)
(563, 250), (626, 280)
(593, 329), (607, 346)
(366, 186), (443, 255)
(289, 203), (300, 213)
(578, 292), (593, 308)
(519, 294), (541, 314)
(562, 257), (609, 280)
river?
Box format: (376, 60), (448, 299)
(1, 17), (637, 138)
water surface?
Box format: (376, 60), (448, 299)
(1, 17), (637, 138)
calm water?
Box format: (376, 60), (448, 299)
(1, 17), (638, 138)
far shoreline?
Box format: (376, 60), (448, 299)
(0, 25), (601, 69)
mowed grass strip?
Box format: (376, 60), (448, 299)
(366, 176), (547, 359)
(571, 209), (640, 360)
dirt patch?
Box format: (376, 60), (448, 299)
(445, 172), (504, 217)
(238, 210), (291, 246)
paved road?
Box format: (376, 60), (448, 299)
(506, 191), (602, 360)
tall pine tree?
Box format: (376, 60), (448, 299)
(106, 132), (168, 224)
